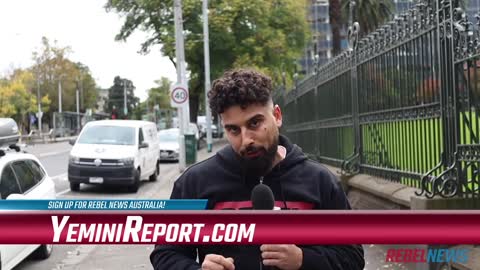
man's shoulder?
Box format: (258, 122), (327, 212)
(179, 153), (221, 180)
(302, 158), (335, 174)
(299, 158), (340, 185)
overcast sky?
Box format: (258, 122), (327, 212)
(0, 0), (177, 101)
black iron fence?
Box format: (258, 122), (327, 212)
(275, 0), (480, 198)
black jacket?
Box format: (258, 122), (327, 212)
(151, 135), (365, 270)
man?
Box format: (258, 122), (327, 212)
(150, 69), (365, 270)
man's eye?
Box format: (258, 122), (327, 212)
(249, 120), (260, 128)
(229, 127), (240, 134)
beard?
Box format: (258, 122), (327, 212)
(237, 136), (279, 178)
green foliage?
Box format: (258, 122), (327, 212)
(132, 77), (172, 121)
(30, 37), (98, 114)
(105, 0), (309, 120)
(341, 0), (393, 36)
(0, 69), (51, 128)
(147, 77), (172, 110)
(105, 76), (139, 118)
(327, 0), (393, 55)
(133, 101), (148, 120)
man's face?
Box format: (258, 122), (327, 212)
(221, 101), (283, 176)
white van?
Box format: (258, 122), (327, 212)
(68, 120), (160, 192)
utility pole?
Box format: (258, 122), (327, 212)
(76, 80), (80, 134)
(36, 78), (42, 134)
(80, 74), (84, 111)
(123, 79), (128, 118)
(203, 0), (213, 152)
(174, 0), (190, 171)
(58, 78), (63, 113)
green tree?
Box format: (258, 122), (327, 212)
(328, 0), (393, 55)
(133, 101), (148, 121)
(329, 0), (342, 56)
(74, 63), (99, 113)
(0, 69), (51, 130)
(105, 0), (309, 122)
(105, 76), (139, 119)
(147, 77), (172, 110)
(30, 37), (98, 118)
(342, 0), (393, 37)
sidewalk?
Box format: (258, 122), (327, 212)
(19, 135), (77, 145)
(20, 140), (72, 158)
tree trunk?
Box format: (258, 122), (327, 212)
(329, 0), (342, 56)
(189, 88), (200, 123)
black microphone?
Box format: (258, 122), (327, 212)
(251, 183), (278, 270)
(251, 183), (275, 210)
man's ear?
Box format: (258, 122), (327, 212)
(273, 104), (282, 127)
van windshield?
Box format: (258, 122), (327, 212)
(77, 125), (135, 145)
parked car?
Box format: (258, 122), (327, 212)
(211, 124), (223, 138)
(68, 120), (160, 193)
(199, 124), (223, 138)
(158, 128), (180, 162)
(0, 119), (55, 270)
(197, 116), (223, 139)
(0, 118), (19, 146)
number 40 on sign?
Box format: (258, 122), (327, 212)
(170, 84), (189, 108)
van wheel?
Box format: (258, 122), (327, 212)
(149, 162), (159, 182)
(70, 182), (80, 192)
(128, 170), (140, 193)
(33, 244), (53, 259)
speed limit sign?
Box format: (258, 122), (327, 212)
(170, 84), (189, 108)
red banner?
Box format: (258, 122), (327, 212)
(1, 210), (480, 244)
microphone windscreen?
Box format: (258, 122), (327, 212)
(251, 183), (275, 210)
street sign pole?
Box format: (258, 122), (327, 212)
(174, 0), (190, 172)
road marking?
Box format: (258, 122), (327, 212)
(51, 173), (70, 196)
(56, 245), (98, 269)
(51, 172), (67, 180)
(37, 150), (70, 158)
(56, 188), (71, 196)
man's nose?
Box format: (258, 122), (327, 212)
(241, 128), (254, 147)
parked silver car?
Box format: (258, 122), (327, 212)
(158, 128), (180, 161)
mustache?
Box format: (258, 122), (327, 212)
(240, 145), (266, 156)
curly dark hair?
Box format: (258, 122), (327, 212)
(208, 68), (273, 115)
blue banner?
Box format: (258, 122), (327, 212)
(0, 199), (207, 210)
